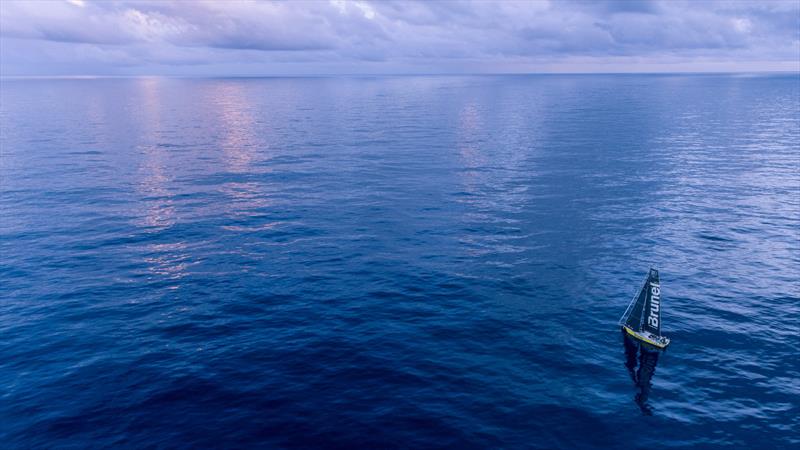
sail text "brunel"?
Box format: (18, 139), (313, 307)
(648, 283), (661, 328)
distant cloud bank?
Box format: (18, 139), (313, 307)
(1, 0), (798, 75)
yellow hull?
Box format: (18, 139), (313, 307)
(623, 326), (669, 349)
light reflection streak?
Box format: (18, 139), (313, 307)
(135, 78), (177, 230)
(143, 242), (196, 283)
(211, 81), (273, 219)
(132, 78), (188, 285)
(217, 83), (259, 173)
(454, 99), (533, 261)
(456, 102), (488, 195)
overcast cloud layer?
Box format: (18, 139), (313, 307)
(1, 0), (798, 75)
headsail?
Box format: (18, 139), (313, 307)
(641, 269), (661, 335)
(621, 279), (648, 329)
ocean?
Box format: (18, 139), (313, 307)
(1, 74), (798, 448)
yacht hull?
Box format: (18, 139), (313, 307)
(623, 325), (670, 349)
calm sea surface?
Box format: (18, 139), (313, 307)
(1, 74), (798, 448)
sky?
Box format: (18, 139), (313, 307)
(1, 0), (798, 76)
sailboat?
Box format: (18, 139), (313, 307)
(619, 268), (670, 349)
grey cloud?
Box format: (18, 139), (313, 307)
(0, 0), (797, 75)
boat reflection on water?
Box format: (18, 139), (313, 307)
(623, 330), (661, 415)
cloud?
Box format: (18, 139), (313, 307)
(0, 0), (797, 75)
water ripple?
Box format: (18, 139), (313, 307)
(1, 74), (798, 448)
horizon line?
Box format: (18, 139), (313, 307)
(3, 70), (799, 80)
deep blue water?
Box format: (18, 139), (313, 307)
(1, 74), (798, 448)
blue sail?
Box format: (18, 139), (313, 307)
(641, 269), (661, 335)
(621, 268), (659, 331)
